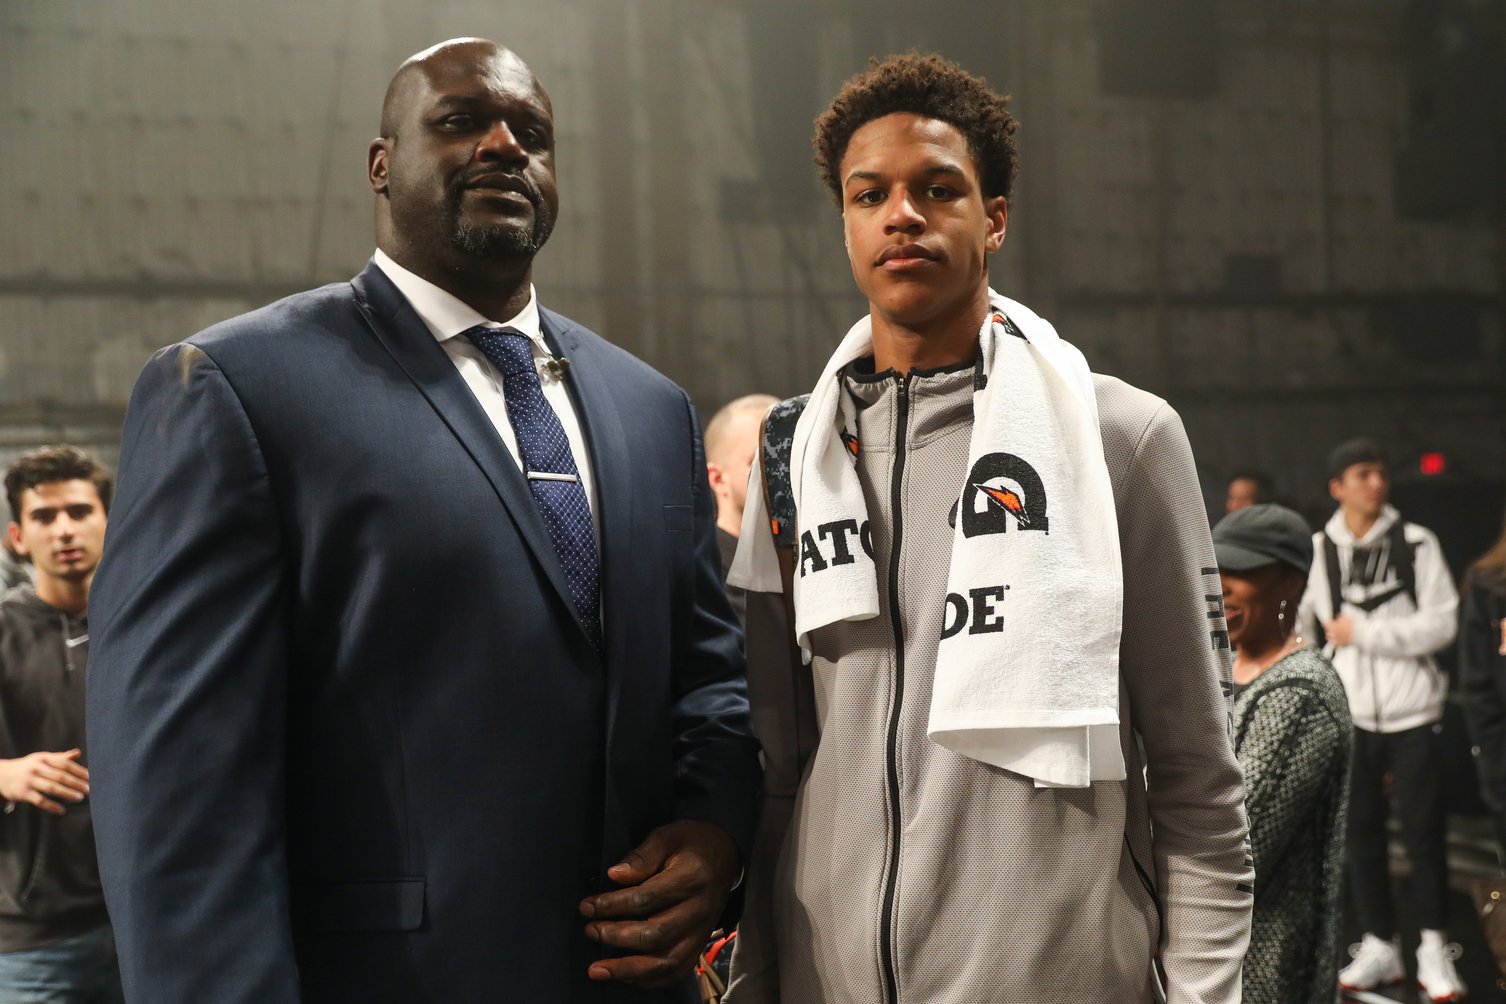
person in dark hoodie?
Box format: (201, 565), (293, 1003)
(1461, 504), (1506, 861)
(0, 445), (120, 1002)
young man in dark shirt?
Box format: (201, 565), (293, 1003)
(0, 445), (121, 1001)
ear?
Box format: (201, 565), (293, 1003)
(706, 461), (727, 494)
(983, 196), (1008, 253)
(1279, 568), (1308, 610)
(368, 138), (391, 195)
(1327, 478), (1342, 503)
(6, 522), (27, 559)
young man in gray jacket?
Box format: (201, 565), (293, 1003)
(0, 445), (121, 1001)
(725, 55), (1252, 1004)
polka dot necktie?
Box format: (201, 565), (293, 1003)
(466, 325), (601, 652)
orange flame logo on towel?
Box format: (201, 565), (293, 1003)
(975, 483), (1033, 528)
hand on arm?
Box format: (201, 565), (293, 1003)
(0, 749), (89, 814)
(580, 819), (740, 988)
(1323, 614), (1355, 648)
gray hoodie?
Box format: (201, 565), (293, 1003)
(0, 584), (110, 951)
(727, 364), (1253, 1004)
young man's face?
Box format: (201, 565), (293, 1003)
(838, 113), (1007, 336)
(7, 480), (108, 587)
(1329, 461), (1389, 520)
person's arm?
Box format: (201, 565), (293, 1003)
(1117, 403), (1253, 1004)
(1347, 528), (1458, 658)
(87, 343), (300, 1003)
(1459, 576), (1506, 810)
(580, 392), (761, 988)
(1236, 683), (1349, 872)
(722, 575), (815, 1004)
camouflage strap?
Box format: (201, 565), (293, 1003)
(758, 395), (813, 752)
(759, 393), (810, 552)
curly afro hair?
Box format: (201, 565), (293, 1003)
(813, 53), (1019, 208)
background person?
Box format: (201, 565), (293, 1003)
(705, 393), (779, 618)
(1297, 437), (1464, 1001)
(0, 445), (121, 1002)
(1460, 505), (1506, 860)
(1226, 469), (1274, 513)
(1214, 503), (1351, 1004)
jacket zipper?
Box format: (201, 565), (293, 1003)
(878, 372), (911, 1004)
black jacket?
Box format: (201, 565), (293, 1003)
(1461, 567), (1506, 810)
(0, 585), (109, 950)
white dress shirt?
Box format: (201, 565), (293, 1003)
(372, 250), (598, 531)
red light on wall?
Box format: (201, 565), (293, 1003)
(1419, 452), (1446, 476)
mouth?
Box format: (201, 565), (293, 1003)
(54, 548), (84, 563)
(462, 173), (533, 199)
(877, 243), (940, 271)
(1224, 608), (1244, 631)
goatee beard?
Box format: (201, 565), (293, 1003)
(451, 217), (554, 260)
(448, 187), (556, 261)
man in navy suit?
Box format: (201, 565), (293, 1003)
(86, 38), (759, 1002)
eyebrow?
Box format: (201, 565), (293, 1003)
(843, 162), (969, 188)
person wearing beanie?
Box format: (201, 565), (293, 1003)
(1214, 504), (1351, 1004)
(1297, 438), (1464, 1001)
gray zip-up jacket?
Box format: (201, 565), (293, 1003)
(0, 585), (109, 951)
(727, 362), (1253, 1004)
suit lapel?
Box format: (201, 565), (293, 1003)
(349, 263), (591, 644)
(543, 310), (632, 675)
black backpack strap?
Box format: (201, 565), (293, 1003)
(1317, 531), (1343, 648)
(1388, 520), (1419, 609)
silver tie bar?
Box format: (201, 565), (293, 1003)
(527, 471), (579, 483)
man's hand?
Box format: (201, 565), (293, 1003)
(1324, 614), (1355, 648)
(0, 749), (89, 815)
(579, 819), (739, 988)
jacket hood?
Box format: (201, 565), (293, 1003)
(1322, 503), (1400, 546)
(0, 585), (85, 629)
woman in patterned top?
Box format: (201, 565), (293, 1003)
(1213, 504), (1353, 1004)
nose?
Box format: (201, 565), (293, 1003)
(883, 188), (925, 234)
(475, 121), (526, 165)
(55, 515), (76, 540)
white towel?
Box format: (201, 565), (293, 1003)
(731, 290), (1124, 787)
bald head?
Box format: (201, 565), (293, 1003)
(380, 38), (543, 137)
(367, 37), (559, 320)
(706, 395), (778, 466)
(706, 394), (779, 537)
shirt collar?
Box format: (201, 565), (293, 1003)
(372, 249), (543, 346)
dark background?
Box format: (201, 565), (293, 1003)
(2, 0), (1502, 553)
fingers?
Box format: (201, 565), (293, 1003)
(38, 766), (89, 800)
(605, 827), (675, 888)
(582, 849), (706, 920)
(27, 790), (66, 815)
(40, 754), (90, 782)
(586, 901), (707, 988)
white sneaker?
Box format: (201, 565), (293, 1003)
(1338, 932), (1404, 991)
(1416, 929), (1468, 1002)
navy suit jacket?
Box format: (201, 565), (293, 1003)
(86, 262), (761, 1002)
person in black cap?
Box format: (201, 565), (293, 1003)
(1297, 438), (1464, 1000)
(1214, 503), (1352, 1004)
